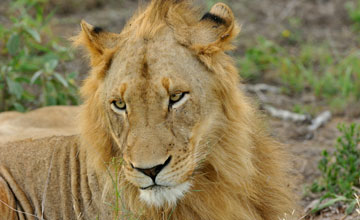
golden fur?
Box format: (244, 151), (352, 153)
(0, 1), (297, 219)
(0, 106), (79, 144)
(74, 0), (297, 219)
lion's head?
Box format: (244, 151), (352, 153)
(75, 0), (295, 218)
(76, 0), (240, 207)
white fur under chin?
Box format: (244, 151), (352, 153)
(139, 182), (191, 207)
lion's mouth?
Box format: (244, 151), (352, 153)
(140, 184), (169, 190)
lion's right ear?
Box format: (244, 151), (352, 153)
(190, 3), (240, 55)
(72, 20), (120, 66)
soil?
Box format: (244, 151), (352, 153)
(2, 0), (360, 219)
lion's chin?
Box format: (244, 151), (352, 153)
(139, 182), (191, 207)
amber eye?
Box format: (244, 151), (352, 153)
(170, 93), (184, 103)
(111, 99), (126, 112)
(169, 92), (189, 109)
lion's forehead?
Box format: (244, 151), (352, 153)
(110, 30), (178, 71)
(106, 28), (206, 87)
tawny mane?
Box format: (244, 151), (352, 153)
(73, 0), (297, 219)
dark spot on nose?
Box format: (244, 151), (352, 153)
(132, 156), (172, 182)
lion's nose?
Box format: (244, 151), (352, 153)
(132, 156), (172, 182)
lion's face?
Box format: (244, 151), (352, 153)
(103, 30), (216, 207)
(76, 0), (238, 208)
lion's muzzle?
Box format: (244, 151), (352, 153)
(132, 156), (172, 183)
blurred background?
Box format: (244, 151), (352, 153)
(0, 0), (359, 219)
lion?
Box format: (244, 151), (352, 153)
(0, 106), (80, 144)
(0, 0), (298, 219)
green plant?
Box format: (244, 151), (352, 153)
(238, 37), (282, 82)
(281, 17), (303, 45)
(106, 157), (141, 220)
(311, 123), (360, 214)
(0, 0), (78, 112)
(238, 37), (360, 110)
(346, 0), (360, 30)
(292, 104), (313, 115)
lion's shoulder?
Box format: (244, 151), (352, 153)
(0, 135), (81, 183)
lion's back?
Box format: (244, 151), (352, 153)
(0, 106), (80, 144)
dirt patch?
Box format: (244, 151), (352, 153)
(229, 0), (357, 52)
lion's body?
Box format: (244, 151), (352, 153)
(0, 0), (298, 219)
(0, 106), (79, 144)
(0, 136), (114, 220)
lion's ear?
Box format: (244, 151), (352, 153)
(191, 3), (240, 54)
(73, 20), (120, 66)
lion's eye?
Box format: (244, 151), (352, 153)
(169, 92), (189, 109)
(111, 100), (126, 112)
(170, 93), (184, 103)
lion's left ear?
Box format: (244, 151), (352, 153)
(73, 20), (120, 66)
(190, 3), (240, 55)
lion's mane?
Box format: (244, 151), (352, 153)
(75, 0), (297, 219)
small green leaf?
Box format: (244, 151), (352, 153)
(52, 42), (68, 53)
(54, 73), (68, 87)
(44, 9), (56, 25)
(311, 196), (347, 213)
(31, 70), (43, 84)
(45, 59), (58, 72)
(6, 78), (23, 99)
(24, 27), (41, 43)
(6, 34), (20, 56)
(345, 199), (357, 215)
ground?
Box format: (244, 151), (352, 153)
(1, 0), (360, 219)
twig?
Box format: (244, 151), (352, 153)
(245, 83), (281, 103)
(245, 83), (280, 94)
(246, 84), (332, 132)
(355, 193), (360, 215)
(352, 187), (360, 194)
(263, 105), (311, 123)
(307, 111), (332, 132)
